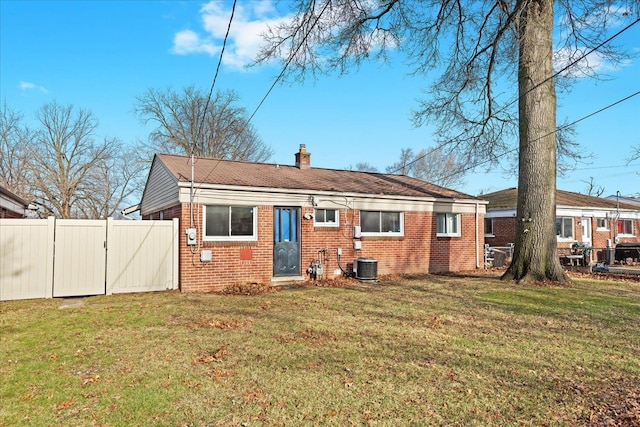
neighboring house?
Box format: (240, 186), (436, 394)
(483, 187), (640, 261)
(0, 185), (28, 219)
(607, 194), (640, 208)
(139, 145), (487, 292)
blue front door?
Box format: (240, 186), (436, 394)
(274, 207), (300, 276)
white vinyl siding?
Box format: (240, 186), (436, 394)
(140, 160), (180, 216)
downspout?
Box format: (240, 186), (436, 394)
(475, 202), (480, 269)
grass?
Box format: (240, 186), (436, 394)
(1, 273), (639, 426)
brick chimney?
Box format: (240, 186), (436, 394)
(295, 144), (311, 169)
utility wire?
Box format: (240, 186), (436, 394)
(435, 90), (640, 184)
(187, 0), (236, 245)
(387, 16), (640, 175)
(246, 0), (333, 125)
(193, 0), (332, 189)
(193, 0), (237, 155)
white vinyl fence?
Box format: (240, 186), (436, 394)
(0, 217), (178, 301)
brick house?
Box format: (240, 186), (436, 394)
(0, 185), (28, 219)
(483, 187), (640, 261)
(139, 145), (487, 292)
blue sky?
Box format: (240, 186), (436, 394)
(1, 0), (638, 198)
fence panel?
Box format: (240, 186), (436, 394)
(0, 218), (55, 300)
(106, 218), (179, 294)
(1, 218), (178, 301)
(53, 219), (107, 297)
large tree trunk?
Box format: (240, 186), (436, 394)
(502, 0), (570, 284)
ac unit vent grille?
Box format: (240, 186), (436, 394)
(355, 257), (377, 280)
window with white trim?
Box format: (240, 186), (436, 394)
(203, 205), (257, 241)
(556, 217), (574, 239)
(314, 208), (339, 227)
(596, 218), (608, 230)
(437, 213), (461, 237)
(361, 211), (403, 235)
(617, 219), (634, 235)
(484, 217), (494, 236)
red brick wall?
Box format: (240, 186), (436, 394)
(146, 204), (483, 292)
(174, 204), (273, 292)
(485, 216), (639, 251)
(1, 208), (24, 218)
(485, 217), (516, 247)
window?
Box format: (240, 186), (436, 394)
(361, 211), (403, 235)
(314, 209), (339, 227)
(617, 219), (634, 235)
(204, 205), (257, 241)
(484, 218), (494, 236)
(437, 213), (460, 236)
(556, 217), (574, 239)
(596, 218), (608, 230)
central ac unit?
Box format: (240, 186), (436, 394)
(354, 257), (377, 281)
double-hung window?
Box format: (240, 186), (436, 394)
(596, 218), (608, 230)
(617, 219), (634, 235)
(484, 217), (494, 236)
(204, 205), (257, 241)
(437, 213), (460, 237)
(556, 217), (574, 239)
(361, 211), (403, 235)
(314, 209), (339, 227)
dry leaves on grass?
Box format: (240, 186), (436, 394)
(312, 276), (359, 288)
(222, 282), (274, 295)
(193, 345), (230, 364)
(568, 270), (640, 284)
(275, 328), (337, 347)
(193, 316), (254, 330)
(589, 384), (640, 426)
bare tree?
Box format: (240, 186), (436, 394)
(346, 162), (379, 172)
(27, 102), (116, 218)
(255, 1), (638, 283)
(582, 176), (605, 197)
(386, 147), (466, 189)
(0, 103), (32, 200)
(631, 145), (640, 163)
(77, 143), (147, 219)
(134, 86), (273, 162)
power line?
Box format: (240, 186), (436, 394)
(188, 0), (236, 235)
(193, 0), (332, 189)
(572, 162), (640, 172)
(246, 0), (332, 125)
(388, 16), (640, 175)
(194, 0), (237, 154)
(437, 90), (640, 184)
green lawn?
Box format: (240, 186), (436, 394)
(1, 274), (639, 426)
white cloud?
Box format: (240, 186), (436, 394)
(19, 81), (49, 93)
(171, 0), (290, 70)
(171, 29), (218, 55)
(553, 47), (631, 78)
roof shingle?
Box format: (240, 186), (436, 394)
(156, 153), (476, 200)
(482, 187), (640, 210)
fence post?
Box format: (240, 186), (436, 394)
(172, 218), (179, 290)
(45, 216), (56, 299)
(105, 217), (114, 295)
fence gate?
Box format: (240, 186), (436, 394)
(53, 219), (107, 298)
(0, 217), (179, 301)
